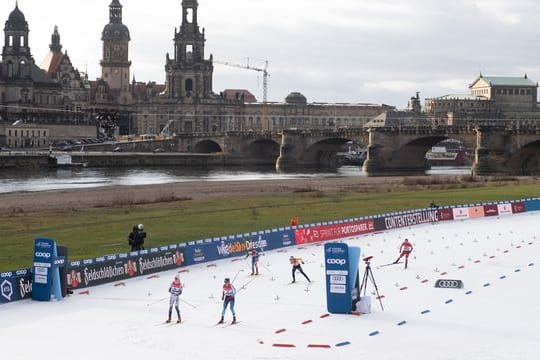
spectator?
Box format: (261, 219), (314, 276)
(134, 223), (146, 251)
(128, 225), (138, 251)
(290, 215), (299, 226)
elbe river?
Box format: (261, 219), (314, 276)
(0, 166), (470, 194)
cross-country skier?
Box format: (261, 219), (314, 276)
(166, 274), (184, 323)
(393, 238), (414, 268)
(218, 278), (237, 324)
(289, 256), (311, 283)
(245, 249), (260, 275)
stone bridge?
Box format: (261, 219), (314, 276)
(174, 131), (282, 166)
(275, 128), (369, 170)
(101, 125), (540, 175)
(275, 126), (540, 176)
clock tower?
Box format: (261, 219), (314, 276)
(100, 0), (131, 100)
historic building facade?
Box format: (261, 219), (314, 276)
(425, 74), (540, 125)
(0, 0), (397, 148)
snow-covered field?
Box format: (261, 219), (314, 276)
(2, 212), (539, 360)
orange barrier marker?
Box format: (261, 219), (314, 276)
(147, 275), (159, 279)
(275, 328), (287, 334)
(320, 313), (330, 318)
(399, 286), (408, 291)
(206, 264), (217, 268)
(302, 319), (313, 325)
(440, 272), (447, 276)
(79, 290), (90, 295)
(114, 282), (125, 287)
(458, 265), (465, 269)
(421, 279), (429, 283)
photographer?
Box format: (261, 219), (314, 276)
(134, 223), (146, 251)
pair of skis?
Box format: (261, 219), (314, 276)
(216, 320), (241, 328)
(379, 261), (403, 267)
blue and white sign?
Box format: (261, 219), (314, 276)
(325, 242), (361, 314)
(32, 238), (61, 301)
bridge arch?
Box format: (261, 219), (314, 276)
(304, 137), (353, 168)
(505, 140), (540, 175)
(193, 139), (222, 153)
(244, 138), (280, 160)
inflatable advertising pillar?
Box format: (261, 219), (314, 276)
(32, 238), (63, 301)
(324, 242), (361, 314)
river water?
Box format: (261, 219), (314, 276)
(0, 166), (470, 194)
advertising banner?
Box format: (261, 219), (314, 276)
(183, 230), (292, 265)
(437, 208), (454, 221)
(0, 269), (32, 304)
(497, 203), (512, 215)
(294, 219), (374, 244)
(468, 206), (485, 219)
(67, 246), (186, 290)
(325, 242), (351, 314)
(525, 198), (540, 212)
(32, 238), (58, 301)
(379, 210), (438, 230)
(483, 204), (499, 217)
(452, 207), (470, 220)
(511, 201), (526, 214)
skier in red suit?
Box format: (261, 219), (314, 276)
(393, 239), (413, 268)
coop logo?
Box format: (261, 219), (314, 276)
(34, 252), (51, 259)
(327, 258), (347, 266)
(1, 279), (13, 301)
(435, 279), (463, 289)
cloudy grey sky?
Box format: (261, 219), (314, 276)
(3, 0), (540, 108)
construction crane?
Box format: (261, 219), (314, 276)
(214, 59), (270, 130)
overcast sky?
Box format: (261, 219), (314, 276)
(3, 0), (540, 108)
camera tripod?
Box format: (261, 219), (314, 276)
(359, 256), (384, 311)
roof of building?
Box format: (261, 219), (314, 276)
(5, 3), (27, 31)
(40, 51), (64, 77)
(470, 75), (536, 88)
(428, 94), (489, 101)
(285, 92), (307, 105)
(222, 89), (257, 103)
(364, 110), (428, 127)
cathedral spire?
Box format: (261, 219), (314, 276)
(49, 25), (62, 52)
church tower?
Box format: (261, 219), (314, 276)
(164, 0), (214, 99)
(2, 1), (34, 78)
(100, 0), (131, 96)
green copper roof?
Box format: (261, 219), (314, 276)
(473, 76), (536, 87)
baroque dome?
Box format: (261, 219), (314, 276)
(102, 23), (130, 41)
(5, 4), (28, 31)
(285, 92), (307, 105)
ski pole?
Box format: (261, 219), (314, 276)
(236, 277), (257, 294)
(180, 298), (197, 308)
(146, 297), (167, 307)
(231, 268), (243, 283)
(261, 263), (276, 277)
